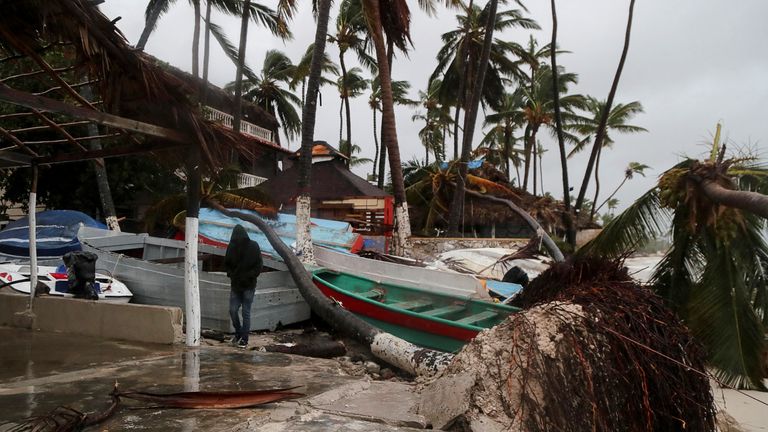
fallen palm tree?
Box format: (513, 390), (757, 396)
(419, 257), (716, 431)
(115, 387), (303, 409)
(206, 199), (454, 377)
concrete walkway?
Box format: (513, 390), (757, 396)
(0, 328), (426, 431)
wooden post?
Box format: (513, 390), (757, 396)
(184, 148), (202, 347)
(27, 163), (38, 313)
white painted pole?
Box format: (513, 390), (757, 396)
(184, 217), (201, 346)
(27, 193), (37, 312)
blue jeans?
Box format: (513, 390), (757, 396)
(229, 289), (255, 343)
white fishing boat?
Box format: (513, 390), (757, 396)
(0, 263), (133, 302)
(77, 227), (310, 332)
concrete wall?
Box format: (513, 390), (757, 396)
(408, 237), (528, 260)
(0, 292), (182, 344)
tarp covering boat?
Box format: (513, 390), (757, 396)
(194, 208), (364, 256)
(0, 210), (106, 259)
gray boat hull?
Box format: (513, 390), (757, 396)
(80, 228), (310, 332)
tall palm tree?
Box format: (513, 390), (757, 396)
(573, 0), (638, 224)
(295, 0), (333, 264)
(335, 67), (369, 165)
(432, 2), (539, 160)
(568, 97), (647, 220)
(368, 77), (417, 183)
(519, 64), (585, 195)
(226, 50), (302, 144)
(290, 43), (339, 108)
(580, 143), (768, 390)
(417, 78), (453, 162)
(593, 161), (648, 215)
(482, 90), (525, 180)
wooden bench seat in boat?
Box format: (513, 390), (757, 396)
(388, 299), (433, 310)
(421, 304), (465, 318)
(456, 310), (498, 325)
(357, 289), (384, 299)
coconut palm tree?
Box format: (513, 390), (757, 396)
(568, 97), (647, 220)
(432, 2), (539, 160)
(482, 90), (526, 180)
(290, 43), (339, 108)
(592, 161), (648, 215)
(225, 50), (301, 144)
(519, 64), (586, 195)
(573, 0), (638, 226)
(136, 0), (291, 75)
(580, 142), (768, 390)
(339, 140), (374, 168)
(367, 77), (417, 185)
(335, 67), (369, 165)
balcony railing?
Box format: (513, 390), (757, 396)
(237, 173), (267, 189)
(204, 106), (275, 143)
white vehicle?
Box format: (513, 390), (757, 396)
(0, 263), (133, 302)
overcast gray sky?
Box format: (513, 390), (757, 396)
(99, 0), (767, 212)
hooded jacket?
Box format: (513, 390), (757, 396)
(224, 225), (263, 291)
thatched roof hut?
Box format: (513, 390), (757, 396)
(0, 0), (256, 170)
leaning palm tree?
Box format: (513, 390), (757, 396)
(568, 97), (647, 220)
(580, 138), (768, 390)
(226, 50), (302, 144)
(335, 67), (369, 164)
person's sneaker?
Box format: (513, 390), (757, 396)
(237, 339), (248, 349)
(229, 336), (239, 346)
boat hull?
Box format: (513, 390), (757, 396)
(312, 270), (517, 353)
(313, 278), (475, 352)
(80, 229), (310, 332)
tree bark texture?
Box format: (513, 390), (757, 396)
(295, 0), (333, 265)
(339, 52), (353, 166)
(192, 0), (201, 78)
(364, 0), (411, 251)
(200, 0), (213, 104)
(698, 180), (768, 219)
(136, 2), (163, 50)
(184, 148), (202, 347)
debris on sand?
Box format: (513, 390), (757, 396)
(418, 257), (717, 431)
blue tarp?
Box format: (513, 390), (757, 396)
(0, 210), (106, 258)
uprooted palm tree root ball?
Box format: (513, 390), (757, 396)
(418, 257), (716, 431)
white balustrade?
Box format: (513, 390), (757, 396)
(237, 173), (268, 189)
(204, 106), (274, 143)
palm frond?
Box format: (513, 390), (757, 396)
(578, 188), (670, 258)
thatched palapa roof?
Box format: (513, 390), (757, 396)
(0, 0), (258, 170)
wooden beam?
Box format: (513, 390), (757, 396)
(0, 150), (33, 165)
(10, 120), (91, 134)
(0, 85), (188, 143)
(33, 141), (184, 165)
(0, 125), (38, 156)
(23, 133), (121, 145)
(0, 66), (77, 84)
(30, 109), (90, 153)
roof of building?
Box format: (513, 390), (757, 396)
(260, 157), (389, 207)
(291, 140), (349, 160)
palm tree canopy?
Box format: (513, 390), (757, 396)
(291, 42), (339, 89)
(580, 152), (768, 390)
(226, 50), (302, 140)
(336, 66), (369, 98)
(567, 97), (647, 156)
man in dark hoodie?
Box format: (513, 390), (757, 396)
(225, 224), (263, 348)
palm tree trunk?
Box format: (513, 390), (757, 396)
(184, 147), (202, 347)
(232, 0), (251, 134)
(590, 147), (602, 221)
(371, 107), (379, 179)
(447, 0), (498, 237)
(441, 123), (447, 161)
(522, 123), (532, 191)
(532, 134), (538, 196)
(192, 0), (201, 78)
(595, 175), (627, 215)
(503, 123), (511, 180)
(376, 37), (394, 190)
(364, 0), (411, 252)
(136, 1), (164, 51)
(697, 180), (768, 219)
(200, 0), (212, 104)
(208, 202), (453, 376)
(539, 144), (544, 194)
(295, 0), (333, 265)
(339, 53), (353, 166)
(575, 0), (636, 214)
(550, 0), (576, 246)
(339, 96), (344, 144)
